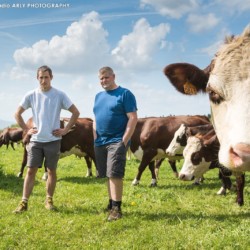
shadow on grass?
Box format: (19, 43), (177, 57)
(128, 179), (224, 191)
(58, 176), (106, 185)
(124, 209), (250, 222)
(0, 165), (45, 195)
(0, 165), (24, 194)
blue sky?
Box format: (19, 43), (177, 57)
(0, 0), (250, 123)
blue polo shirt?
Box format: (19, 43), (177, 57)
(93, 86), (137, 146)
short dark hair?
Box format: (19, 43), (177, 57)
(37, 65), (53, 78)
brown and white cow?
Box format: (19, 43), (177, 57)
(130, 115), (210, 186)
(179, 132), (244, 206)
(0, 127), (23, 150)
(18, 117), (97, 179)
(166, 123), (214, 185)
(166, 123), (214, 156)
(164, 25), (250, 173)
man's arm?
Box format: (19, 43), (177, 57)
(53, 104), (80, 137)
(123, 111), (138, 146)
(15, 106), (29, 131)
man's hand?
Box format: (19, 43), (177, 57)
(52, 128), (67, 137)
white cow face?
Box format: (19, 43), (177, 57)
(166, 124), (186, 156)
(207, 28), (250, 171)
(179, 137), (210, 181)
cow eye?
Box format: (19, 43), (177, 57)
(191, 152), (202, 165)
(206, 87), (224, 104)
(176, 136), (181, 143)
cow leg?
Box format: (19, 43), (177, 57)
(168, 160), (178, 178)
(235, 173), (245, 206)
(154, 158), (164, 179)
(17, 147), (27, 178)
(84, 156), (93, 177)
(148, 161), (157, 187)
(11, 142), (15, 150)
(132, 150), (157, 186)
(92, 159), (99, 177)
(217, 169), (232, 195)
(42, 166), (48, 181)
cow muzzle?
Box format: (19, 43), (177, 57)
(229, 143), (250, 169)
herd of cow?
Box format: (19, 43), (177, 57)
(1, 25), (250, 207)
(0, 114), (245, 206)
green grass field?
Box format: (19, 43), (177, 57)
(1, 145), (250, 250)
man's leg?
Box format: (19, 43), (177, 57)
(43, 140), (60, 210)
(107, 177), (123, 211)
(46, 168), (57, 198)
(107, 180), (112, 210)
(13, 167), (38, 213)
(109, 177), (123, 202)
(45, 167), (57, 210)
(108, 177), (123, 221)
(23, 167), (38, 200)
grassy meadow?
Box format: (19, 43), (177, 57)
(1, 145), (250, 250)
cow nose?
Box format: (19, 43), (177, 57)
(229, 143), (250, 167)
(179, 173), (185, 180)
(166, 150), (171, 156)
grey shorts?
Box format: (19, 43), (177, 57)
(94, 141), (128, 178)
(26, 140), (61, 169)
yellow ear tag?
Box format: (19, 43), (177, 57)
(183, 81), (197, 95)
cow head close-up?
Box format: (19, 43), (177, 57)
(164, 25), (250, 172)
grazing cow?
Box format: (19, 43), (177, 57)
(0, 127), (23, 150)
(130, 115), (210, 186)
(163, 25), (250, 205)
(18, 117), (96, 179)
(166, 123), (214, 185)
(166, 123), (214, 156)
(180, 132), (244, 206)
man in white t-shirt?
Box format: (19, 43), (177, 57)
(13, 65), (80, 213)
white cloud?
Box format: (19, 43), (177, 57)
(199, 27), (230, 57)
(140, 0), (199, 18)
(12, 11), (171, 75)
(71, 76), (94, 90)
(13, 11), (110, 74)
(111, 18), (170, 70)
(187, 13), (220, 33)
(215, 0), (250, 13)
(9, 67), (31, 80)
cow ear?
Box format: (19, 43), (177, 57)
(163, 63), (208, 95)
(203, 134), (217, 147)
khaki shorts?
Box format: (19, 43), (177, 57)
(26, 140), (61, 169)
(94, 141), (128, 178)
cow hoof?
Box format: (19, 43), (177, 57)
(150, 183), (157, 187)
(192, 181), (201, 186)
(17, 172), (23, 178)
(132, 179), (139, 186)
(85, 174), (93, 178)
(217, 187), (226, 195)
(42, 172), (48, 181)
(237, 199), (244, 206)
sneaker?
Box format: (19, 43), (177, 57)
(45, 197), (56, 211)
(13, 201), (28, 213)
(107, 206), (122, 221)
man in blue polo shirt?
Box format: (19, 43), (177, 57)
(93, 66), (138, 221)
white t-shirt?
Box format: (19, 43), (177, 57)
(20, 87), (73, 142)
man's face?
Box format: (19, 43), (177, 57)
(99, 72), (115, 90)
(37, 70), (52, 92)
